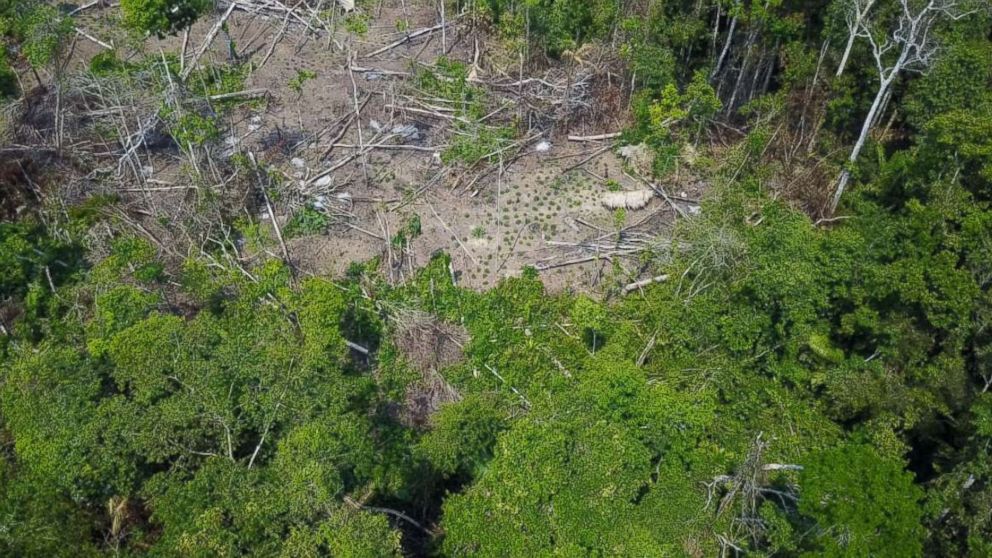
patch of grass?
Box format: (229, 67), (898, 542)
(284, 205), (330, 239)
(168, 111), (220, 147)
(190, 63), (255, 109)
(288, 69), (317, 95)
(344, 13), (370, 35)
(391, 214), (423, 248)
(443, 124), (515, 166)
(88, 50), (134, 77)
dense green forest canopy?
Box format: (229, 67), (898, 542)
(2, 0), (992, 556)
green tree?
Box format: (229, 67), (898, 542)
(798, 444), (924, 557)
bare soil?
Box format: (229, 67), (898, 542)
(66, 1), (706, 294)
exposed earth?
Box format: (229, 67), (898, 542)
(64, 0), (705, 293)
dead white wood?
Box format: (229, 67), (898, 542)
(653, 183), (688, 218)
(319, 94), (370, 159)
(343, 221), (386, 241)
(762, 463), (804, 472)
(69, 0), (100, 15)
(711, 1), (739, 79)
(181, 2), (238, 80)
(180, 29), (189, 74)
(208, 88), (269, 101)
(347, 54), (369, 185)
(345, 340), (369, 354)
(836, 0), (877, 76)
(624, 170), (689, 218)
(623, 274), (669, 294)
(384, 104), (469, 123)
(350, 66), (411, 77)
(119, 185), (196, 192)
(319, 116), (356, 158)
(76, 28), (112, 50)
(263, 187), (290, 266)
(484, 364), (531, 408)
(440, 0), (447, 52)
(567, 132), (621, 142)
(247, 387), (287, 469)
(330, 143), (443, 152)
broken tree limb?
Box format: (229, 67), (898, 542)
(625, 170), (690, 219)
(76, 28), (112, 50)
(536, 254), (613, 271)
(345, 340), (369, 355)
(256, 9), (291, 70)
(344, 497), (430, 535)
(307, 133), (397, 185)
(567, 132), (621, 142)
(319, 94), (370, 159)
(562, 144), (611, 174)
(623, 274), (669, 294)
(761, 463), (804, 472)
(637, 329), (658, 367)
(208, 88), (269, 102)
(350, 66), (411, 77)
(181, 2), (237, 80)
(248, 152), (292, 271)
(649, 182), (688, 219)
(428, 201), (479, 266)
(69, 0), (100, 16)
(329, 143), (444, 152)
(364, 21), (454, 57)
(484, 364), (531, 408)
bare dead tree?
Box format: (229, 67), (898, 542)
(836, 0), (878, 77)
(706, 433), (804, 554)
(829, 0), (977, 214)
(711, 0), (740, 79)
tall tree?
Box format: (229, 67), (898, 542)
(830, 0), (978, 213)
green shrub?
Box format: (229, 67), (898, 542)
(121, 0), (212, 38)
(170, 112), (220, 147)
(20, 4), (72, 68)
(88, 51), (131, 77)
(288, 69), (317, 95)
(284, 205), (330, 238)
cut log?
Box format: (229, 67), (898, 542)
(623, 275), (669, 294)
